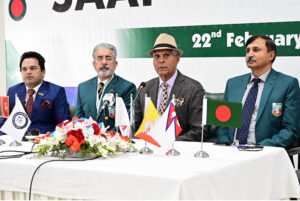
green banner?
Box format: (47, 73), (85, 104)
(117, 21), (300, 58)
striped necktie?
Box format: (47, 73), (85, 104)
(98, 82), (104, 100)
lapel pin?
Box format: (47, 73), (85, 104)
(38, 92), (45, 96)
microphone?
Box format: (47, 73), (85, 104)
(100, 90), (116, 112)
(134, 82), (146, 102)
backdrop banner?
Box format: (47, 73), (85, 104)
(3, 0), (300, 105)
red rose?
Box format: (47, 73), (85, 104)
(92, 123), (100, 135)
(67, 129), (84, 143)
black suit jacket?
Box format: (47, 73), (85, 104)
(134, 71), (206, 141)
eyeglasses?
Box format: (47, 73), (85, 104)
(21, 66), (39, 72)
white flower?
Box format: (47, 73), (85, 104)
(87, 135), (101, 146)
(53, 130), (65, 141)
(98, 147), (108, 158)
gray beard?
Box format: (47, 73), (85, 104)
(98, 69), (114, 78)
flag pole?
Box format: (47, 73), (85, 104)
(125, 93), (137, 152)
(139, 93), (153, 154)
(194, 93), (209, 158)
(166, 94), (180, 156)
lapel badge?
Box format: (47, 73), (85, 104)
(38, 92), (44, 96)
(174, 98), (184, 107)
(272, 103), (282, 117)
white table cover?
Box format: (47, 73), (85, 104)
(0, 135), (299, 200)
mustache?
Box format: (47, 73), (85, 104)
(100, 66), (109, 70)
(247, 57), (257, 62)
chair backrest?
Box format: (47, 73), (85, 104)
(204, 92), (224, 142)
(287, 147), (300, 184)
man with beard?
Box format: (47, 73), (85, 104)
(75, 43), (136, 130)
(217, 35), (300, 147)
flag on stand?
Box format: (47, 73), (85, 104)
(203, 97), (242, 128)
(150, 101), (182, 150)
(0, 96), (9, 118)
(0, 95), (31, 141)
(115, 97), (130, 137)
(134, 99), (161, 147)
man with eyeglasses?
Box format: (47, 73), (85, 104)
(0, 51), (71, 135)
(134, 33), (206, 142)
(75, 43), (136, 130)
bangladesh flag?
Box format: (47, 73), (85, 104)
(205, 99), (242, 128)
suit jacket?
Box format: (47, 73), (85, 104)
(0, 81), (71, 134)
(217, 68), (300, 147)
(134, 70), (206, 141)
(75, 74), (136, 130)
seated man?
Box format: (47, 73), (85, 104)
(0, 51), (71, 134)
(217, 35), (300, 147)
(134, 33), (206, 141)
(75, 43), (136, 130)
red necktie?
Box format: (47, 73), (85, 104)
(26, 89), (35, 117)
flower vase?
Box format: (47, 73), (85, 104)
(66, 147), (82, 158)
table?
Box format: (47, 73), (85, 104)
(0, 135), (299, 200)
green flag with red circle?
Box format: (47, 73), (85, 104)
(206, 99), (242, 128)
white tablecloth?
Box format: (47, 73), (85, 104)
(0, 135), (299, 200)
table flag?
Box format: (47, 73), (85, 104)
(204, 98), (242, 128)
(0, 96), (9, 118)
(115, 97), (130, 137)
(0, 95), (31, 141)
(134, 99), (160, 147)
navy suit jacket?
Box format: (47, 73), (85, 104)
(0, 81), (71, 134)
(217, 69), (300, 147)
(75, 74), (136, 130)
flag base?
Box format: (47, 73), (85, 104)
(124, 145), (137, 153)
(165, 148), (180, 156)
(139, 146), (153, 154)
(9, 140), (22, 147)
(194, 150), (209, 158)
(0, 139), (5, 146)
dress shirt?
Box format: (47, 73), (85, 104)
(156, 70), (178, 110)
(237, 69), (271, 144)
(25, 81), (43, 103)
(96, 75), (114, 112)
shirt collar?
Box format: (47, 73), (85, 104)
(26, 81), (43, 93)
(98, 74), (114, 86)
(159, 70), (178, 87)
(250, 69), (271, 83)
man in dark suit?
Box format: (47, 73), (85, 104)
(75, 43), (136, 130)
(0, 51), (71, 134)
(134, 33), (206, 141)
(217, 35), (300, 147)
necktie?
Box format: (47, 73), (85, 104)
(158, 83), (168, 115)
(98, 82), (104, 100)
(236, 78), (260, 144)
(26, 89), (35, 117)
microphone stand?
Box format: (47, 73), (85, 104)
(139, 93), (153, 154)
(125, 94), (137, 152)
(166, 94), (180, 156)
(194, 94), (209, 158)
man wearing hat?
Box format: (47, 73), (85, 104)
(134, 33), (206, 141)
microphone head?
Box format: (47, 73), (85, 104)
(30, 128), (40, 136)
(109, 89), (117, 96)
(140, 82), (146, 88)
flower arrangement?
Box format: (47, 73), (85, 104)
(33, 117), (136, 158)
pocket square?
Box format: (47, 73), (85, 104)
(174, 98), (184, 107)
(41, 100), (52, 109)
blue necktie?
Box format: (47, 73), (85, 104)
(236, 78), (260, 144)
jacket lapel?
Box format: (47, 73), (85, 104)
(169, 71), (184, 104)
(149, 78), (159, 107)
(17, 83), (27, 103)
(31, 81), (48, 118)
(89, 77), (98, 120)
(256, 69), (277, 121)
